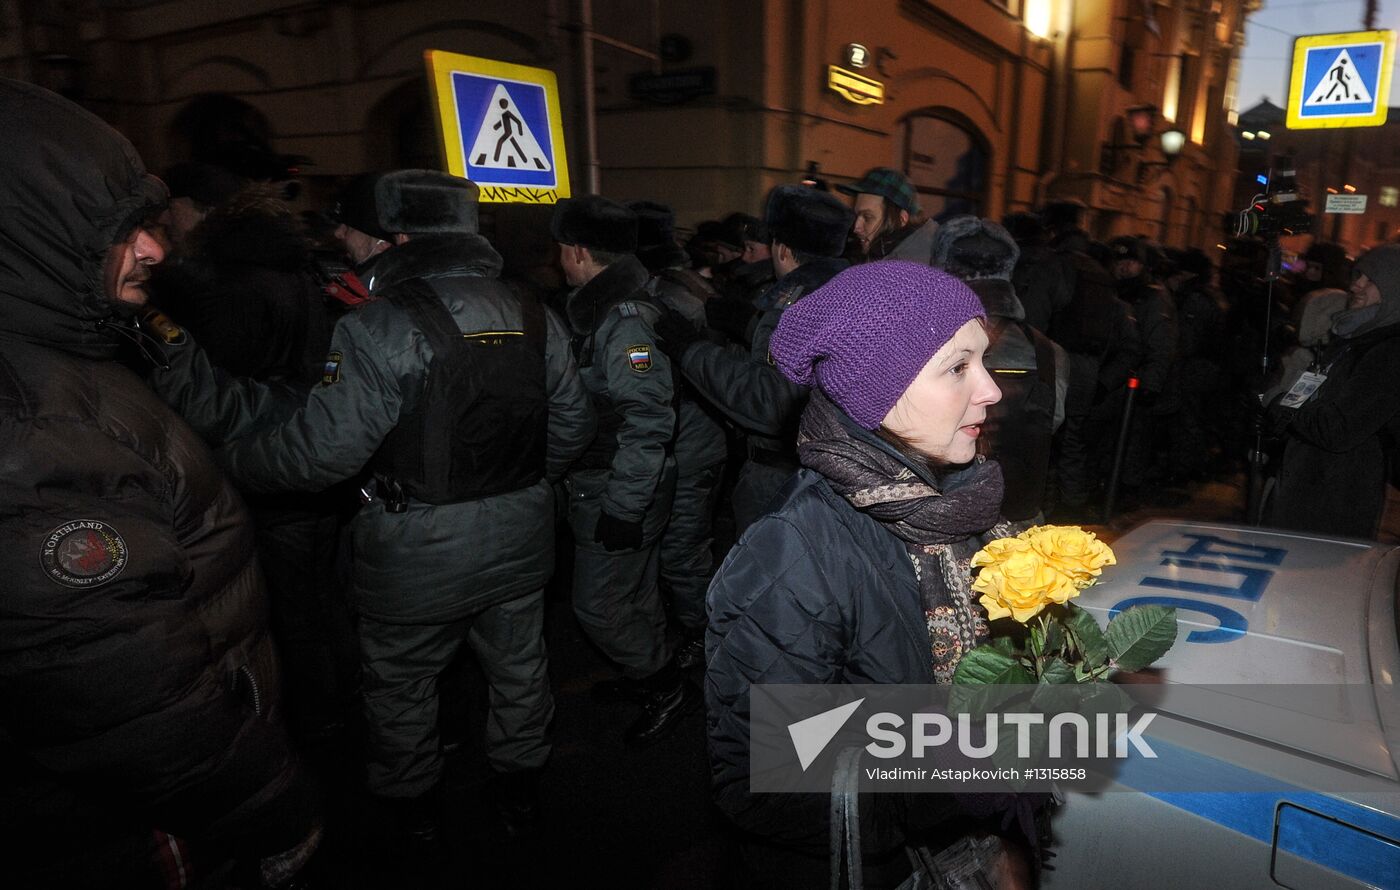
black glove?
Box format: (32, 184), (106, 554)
(651, 307), (702, 358)
(594, 511), (644, 552)
(1265, 400), (1296, 436)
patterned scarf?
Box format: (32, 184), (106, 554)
(796, 391), (1011, 683)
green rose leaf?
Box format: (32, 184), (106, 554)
(1043, 618), (1065, 655)
(1038, 656), (1076, 685)
(990, 635), (1019, 657)
(953, 646), (1036, 685)
(1064, 604), (1110, 667)
(1105, 605), (1179, 672)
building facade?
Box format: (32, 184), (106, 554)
(1235, 97), (1400, 256)
(1, 0), (1251, 252)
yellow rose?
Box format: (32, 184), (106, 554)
(972, 545), (1079, 623)
(970, 536), (1033, 568)
(1019, 525), (1116, 589)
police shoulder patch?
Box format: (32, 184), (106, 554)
(40, 520), (128, 589)
(143, 310), (186, 345)
(627, 343), (654, 373)
(321, 351), (343, 386)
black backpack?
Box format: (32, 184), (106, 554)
(372, 278), (549, 504)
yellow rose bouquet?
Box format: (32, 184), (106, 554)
(954, 526), (1177, 685)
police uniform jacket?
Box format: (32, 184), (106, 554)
(563, 256), (676, 522)
(677, 257), (847, 455)
(151, 234), (595, 623)
(1119, 277), (1179, 397)
(0, 77), (313, 879)
(646, 269), (728, 473)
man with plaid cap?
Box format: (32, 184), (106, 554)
(837, 166), (939, 262)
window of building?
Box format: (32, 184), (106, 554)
(899, 111), (989, 222)
(1380, 186), (1399, 207)
(1118, 45), (1136, 91)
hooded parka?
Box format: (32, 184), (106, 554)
(0, 77), (315, 882)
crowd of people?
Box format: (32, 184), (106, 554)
(3, 76), (1399, 889)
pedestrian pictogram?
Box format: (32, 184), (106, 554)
(468, 85), (551, 172)
(423, 50), (572, 204)
(1303, 49), (1372, 106)
(1287, 30), (1396, 129)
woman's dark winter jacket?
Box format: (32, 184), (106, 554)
(0, 77), (313, 881)
(706, 468), (966, 875)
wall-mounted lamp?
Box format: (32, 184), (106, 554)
(1159, 128), (1186, 158)
(1137, 128), (1186, 183)
(1101, 107), (1159, 175)
(1125, 105), (1159, 143)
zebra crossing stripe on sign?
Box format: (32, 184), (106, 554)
(467, 84), (552, 172)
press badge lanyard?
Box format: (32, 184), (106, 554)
(1278, 351), (1340, 409)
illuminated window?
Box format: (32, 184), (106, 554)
(1024, 0), (1052, 38)
(1162, 55), (1183, 123)
(1381, 187), (1399, 208)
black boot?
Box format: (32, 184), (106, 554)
(492, 767), (543, 840)
(368, 786), (442, 859)
(624, 661), (700, 747)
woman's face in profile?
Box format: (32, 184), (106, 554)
(881, 319), (1001, 465)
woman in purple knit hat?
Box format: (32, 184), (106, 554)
(705, 261), (1036, 888)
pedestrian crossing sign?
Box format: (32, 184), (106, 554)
(424, 50), (572, 204)
(1286, 30), (1395, 129)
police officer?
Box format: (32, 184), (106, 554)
(150, 170), (594, 844)
(654, 185), (853, 531)
(1109, 235), (1180, 502)
(931, 216), (1070, 522)
(629, 201), (729, 669)
(552, 196), (699, 745)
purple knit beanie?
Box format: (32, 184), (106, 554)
(770, 260), (986, 429)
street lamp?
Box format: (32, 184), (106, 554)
(1137, 128), (1186, 183)
(1160, 128), (1186, 158)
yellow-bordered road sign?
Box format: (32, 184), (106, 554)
(424, 50), (571, 204)
(1287, 30), (1395, 129)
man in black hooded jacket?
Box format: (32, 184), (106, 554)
(0, 77), (320, 888)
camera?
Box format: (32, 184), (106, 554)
(1233, 162), (1314, 239)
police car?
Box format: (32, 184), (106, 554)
(1042, 520), (1400, 889)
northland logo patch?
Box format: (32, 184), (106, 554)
(787, 698), (863, 770)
